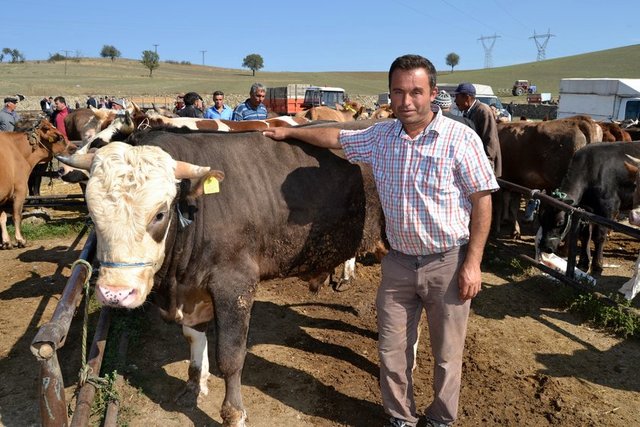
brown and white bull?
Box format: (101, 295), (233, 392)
(1, 118), (73, 248)
(57, 126), (384, 426)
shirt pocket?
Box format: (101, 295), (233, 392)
(417, 156), (455, 198)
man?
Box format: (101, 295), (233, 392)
(177, 92), (204, 118)
(86, 95), (98, 108)
(50, 96), (71, 140)
(264, 54), (498, 427)
(173, 93), (185, 114)
(0, 96), (21, 131)
(454, 83), (502, 176)
(111, 98), (126, 110)
(232, 82), (267, 120)
(40, 96), (53, 117)
(432, 90), (475, 131)
(204, 90), (233, 120)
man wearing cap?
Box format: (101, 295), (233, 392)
(432, 90), (475, 131)
(454, 83), (502, 177)
(111, 98), (126, 110)
(0, 97), (21, 131)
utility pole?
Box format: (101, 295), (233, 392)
(62, 50), (71, 76)
(153, 44), (159, 54)
(530, 29), (555, 61)
(478, 34), (500, 69)
(200, 50), (207, 66)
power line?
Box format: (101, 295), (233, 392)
(478, 34), (500, 68)
(153, 44), (159, 54)
(62, 49), (71, 76)
(200, 50), (207, 66)
(530, 29), (555, 61)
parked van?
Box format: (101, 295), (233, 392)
(557, 78), (640, 121)
(438, 83), (511, 121)
(376, 92), (390, 106)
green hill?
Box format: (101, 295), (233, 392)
(1, 44), (638, 101)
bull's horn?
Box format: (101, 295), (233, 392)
(55, 153), (95, 171)
(626, 154), (640, 165)
(175, 161), (211, 179)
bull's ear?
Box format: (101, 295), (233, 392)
(55, 153), (94, 171)
(187, 170), (226, 198)
(624, 160), (639, 178)
(174, 161), (211, 180)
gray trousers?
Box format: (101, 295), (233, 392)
(377, 246), (470, 425)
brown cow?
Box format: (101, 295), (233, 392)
(496, 117), (597, 238)
(295, 105), (365, 121)
(1, 118), (73, 248)
(598, 121), (633, 142)
(371, 104), (395, 119)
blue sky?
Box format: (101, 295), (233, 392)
(3, 0), (638, 72)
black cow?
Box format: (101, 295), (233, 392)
(57, 124), (384, 426)
(538, 141), (640, 274)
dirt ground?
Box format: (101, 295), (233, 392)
(1, 187), (640, 426)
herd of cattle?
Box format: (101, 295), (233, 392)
(2, 100), (640, 426)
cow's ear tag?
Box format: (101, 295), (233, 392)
(203, 176), (220, 194)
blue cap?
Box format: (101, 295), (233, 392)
(454, 83), (476, 96)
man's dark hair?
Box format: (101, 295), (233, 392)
(54, 96), (66, 105)
(183, 92), (202, 106)
(388, 54), (437, 89)
(213, 90), (224, 98)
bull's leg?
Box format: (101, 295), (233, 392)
(0, 211), (11, 249)
(215, 279), (255, 427)
(577, 223), (592, 272)
(175, 323), (210, 407)
(491, 190), (504, 235)
(333, 256), (356, 292)
(507, 191), (521, 239)
(590, 225), (607, 275)
(11, 196), (26, 248)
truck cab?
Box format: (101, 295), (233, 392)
(301, 87), (346, 110)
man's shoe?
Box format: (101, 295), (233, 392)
(385, 417), (410, 427)
(424, 417), (450, 427)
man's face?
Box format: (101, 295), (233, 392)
(54, 100), (66, 111)
(6, 101), (16, 111)
(249, 89), (266, 108)
(455, 93), (473, 111)
(214, 95), (224, 109)
(389, 68), (436, 127)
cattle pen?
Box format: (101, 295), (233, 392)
(22, 176), (640, 426)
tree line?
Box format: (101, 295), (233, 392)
(1, 45), (265, 79)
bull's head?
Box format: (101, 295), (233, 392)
(536, 190), (576, 255)
(58, 142), (224, 308)
(625, 154), (640, 226)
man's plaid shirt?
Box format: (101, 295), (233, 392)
(340, 108), (499, 256)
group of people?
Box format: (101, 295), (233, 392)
(172, 82), (268, 121)
(4, 54), (501, 427)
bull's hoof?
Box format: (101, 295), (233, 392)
(590, 265), (603, 276)
(15, 241), (26, 248)
(220, 404), (247, 427)
(332, 279), (352, 292)
(174, 381), (205, 407)
(511, 231), (521, 240)
(0, 242), (10, 250)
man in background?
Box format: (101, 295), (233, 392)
(454, 83), (502, 176)
(205, 91), (233, 120)
(432, 90), (475, 131)
(177, 92), (204, 118)
(50, 96), (71, 140)
(0, 96), (21, 131)
(233, 83), (267, 120)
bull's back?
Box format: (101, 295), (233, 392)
(135, 130), (381, 277)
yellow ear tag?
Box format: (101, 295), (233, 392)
(203, 176), (220, 194)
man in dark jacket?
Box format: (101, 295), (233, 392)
(177, 92), (204, 118)
(454, 83), (502, 177)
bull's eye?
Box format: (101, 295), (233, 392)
(154, 212), (166, 223)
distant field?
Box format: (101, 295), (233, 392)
(1, 44), (638, 105)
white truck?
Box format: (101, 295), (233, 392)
(438, 83), (511, 121)
(557, 78), (640, 121)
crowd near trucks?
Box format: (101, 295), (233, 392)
(264, 84), (346, 115)
(557, 78), (640, 121)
